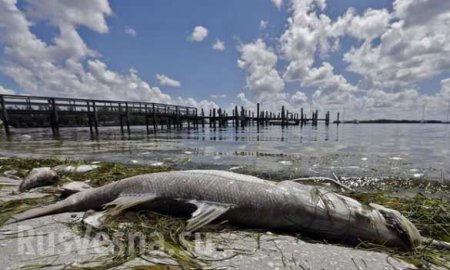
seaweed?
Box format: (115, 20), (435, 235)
(348, 192), (450, 269)
(0, 195), (56, 226)
(1, 157), (449, 269)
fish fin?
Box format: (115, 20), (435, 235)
(186, 200), (232, 231)
(83, 210), (107, 229)
(103, 193), (157, 218)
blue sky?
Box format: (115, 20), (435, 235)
(90, 0), (286, 106)
(0, 0), (450, 119)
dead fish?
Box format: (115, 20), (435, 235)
(18, 167), (59, 192)
(7, 170), (421, 250)
(53, 165), (99, 174)
(57, 181), (92, 197)
(3, 170), (21, 180)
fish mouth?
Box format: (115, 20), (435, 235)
(370, 203), (422, 250)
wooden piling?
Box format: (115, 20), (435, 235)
(125, 102), (131, 134)
(241, 106), (245, 127)
(257, 103), (260, 126)
(49, 98), (59, 136)
(300, 108), (304, 126)
(212, 108), (216, 129)
(152, 104), (157, 133)
(201, 108), (205, 128)
(92, 101), (98, 135)
(176, 106), (180, 129)
(1, 95), (10, 135)
(119, 103), (124, 135)
(235, 106), (239, 128)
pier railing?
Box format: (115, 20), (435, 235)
(0, 95), (197, 116)
(0, 94), (198, 135)
(0, 94), (333, 137)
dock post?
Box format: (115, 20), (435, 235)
(201, 108), (205, 128)
(194, 108), (198, 129)
(241, 106), (245, 127)
(300, 112), (303, 124)
(213, 108), (216, 129)
(209, 109), (212, 128)
(187, 107), (190, 129)
(257, 103), (260, 127)
(49, 98), (59, 136)
(337, 112), (340, 125)
(235, 106), (239, 128)
(315, 110), (319, 126)
(152, 104), (157, 133)
(144, 104), (149, 134)
(325, 111), (330, 126)
(1, 95), (10, 136)
(195, 108), (198, 129)
(217, 108), (221, 128)
(125, 102), (131, 134)
(176, 106), (180, 129)
(119, 103), (124, 134)
(281, 106), (285, 127)
(87, 101), (93, 135)
(92, 101), (98, 135)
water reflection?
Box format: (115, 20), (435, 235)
(0, 124), (449, 181)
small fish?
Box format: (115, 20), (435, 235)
(8, 170), (421, 250)
(18, 167), (59, 192)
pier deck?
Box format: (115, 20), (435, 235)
(0, 94), (331, 136)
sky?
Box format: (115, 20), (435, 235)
(1, 0), (450, 120)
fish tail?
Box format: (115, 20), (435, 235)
(6, 199), (75, 224)
(5, 186), (115, 224)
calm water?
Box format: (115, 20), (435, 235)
(0, 124), (449, 182)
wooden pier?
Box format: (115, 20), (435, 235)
(0, 94), (333, 136)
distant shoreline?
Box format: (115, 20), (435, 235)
(333, 119), (450, 124)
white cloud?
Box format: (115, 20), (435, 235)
(210, 94), (227, 99)
(280, 0), (348, 82)
(0, 85), (15, 95)
(394, 0), (450, 28)
(260, 20), (268, 29)
(0, 0), (217, 112)
(291, 91), (308, 104)
(237, 92), (256, 109)
(280, 0), (356, 110)
(3, 0), (450, 120)
(251, 0), (450, 119)
(189, 26), (208, 42)
(212, 39), (225, 51)
(344, 0), (450, 92)
(156, 74), (181, 88)
(238, 39), (285, 100)
(124, 26), (137, 37)
(439, 79), (450, 101)
(177, 97), (218, 113)
(348, 9), (390, 41)
(271, 0), (283, 10)
(25, 0), (112, 34)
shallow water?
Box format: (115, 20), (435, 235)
(0, 124), (449, 182)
